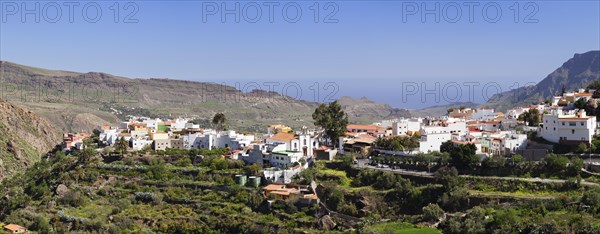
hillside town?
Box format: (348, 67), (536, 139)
(2, 85), (590, 233)
(56, 87), (599, 187)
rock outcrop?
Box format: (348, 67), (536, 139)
(0, 99), (62, 181)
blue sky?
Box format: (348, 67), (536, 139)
(1, 1), (599, 109)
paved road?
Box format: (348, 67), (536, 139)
(355, 159), (599, 187)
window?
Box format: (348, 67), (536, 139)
(572, 129), (575, 134)
(569, 122), (576, 126)
(562, 122), (565, 126)
(581, 122), (585, 126)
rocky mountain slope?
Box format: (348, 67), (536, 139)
(0, 99), (62, 181)
(481, 51), (600, 111)
(0, 61), (410, 132)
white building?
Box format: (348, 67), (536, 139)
(470, 108), (497, 121)
(419, 133), (451, 153)
(99, 128), (120, 146)
(392, 118), (422, 135)
(539, 109), (597, 144)
(507, 107), (530, 119)
(265, 127), (319, 157)
(182, 130), (255, 150)
(130, 138), (153, 150)
(170, 118), (189, 131)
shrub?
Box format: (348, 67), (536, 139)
(422, 203), (444, 222)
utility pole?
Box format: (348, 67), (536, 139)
(590, 141), (593, 170)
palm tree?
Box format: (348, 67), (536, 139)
(115, 137), (129, 156)
(212, 113), (226, 132)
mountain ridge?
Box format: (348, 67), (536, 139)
(0, 61), (411, 132)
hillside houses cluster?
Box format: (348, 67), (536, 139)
(95, 118), (256, 152)
(60, 87), (600, 185)
(340, 112), (529, 157)
(62, 117), (329, 184)
(339, 87), (599, 157)
(539, 88), (598, 145)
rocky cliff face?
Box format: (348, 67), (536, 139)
(0, 99), (62, 181)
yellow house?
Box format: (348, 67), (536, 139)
(150, 132), (169, 140)
(268, 125), (292, 134)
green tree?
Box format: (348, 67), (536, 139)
(30, 216), (51, 233)
(544, 153), (569, 175)
(582, 188), (600, 213)
(518, 109), (541, 127)
(570, 157), (585, 177)
(481, 156), (505, 169)
(577, 143), (589, 154)
(435, 166), (459, 189)
(323, 184), (345, 211)
(511, 154), (524, 165)
(588, 80), (600, 98)
(312, 101), (348, 147)
(422, 203), (445, 222)
(212, 113), (226, 132)
(244, 164), (262, 176)
(440, 141), (479, 170)
(115, 137), (129, 156)
(575, 98), (588, 110)
(78, 147), (97, 164)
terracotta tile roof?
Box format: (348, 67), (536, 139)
(263, 184), (286, 191)
(347, 124), (383, 131)
(4, 224), (26, 232)
(269, 132), (296, 142)
(575, 93), (593, 97)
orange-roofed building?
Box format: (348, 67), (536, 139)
(268, 132), (296, 144)
(3, 224), (28, 233)
(346, 124), (384, 135)
(263, 184), (319, 204)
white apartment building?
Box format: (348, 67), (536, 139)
(182, 130), (255, 150)
(419, 133), (451, 153)
(392, 118), (422, 135)
(470, 108), (497, 121)
(418, 120), (467, 153)
(539, 109), (596, 144)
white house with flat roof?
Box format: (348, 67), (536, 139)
(539, 109), (597, 145)
(392, 118), (422, 135)
(182, 130), (254, 150)
(470, 108), (497, 121)
(418, 133), (451, 153)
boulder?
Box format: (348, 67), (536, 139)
(55, 184), (70, 197)
(319, 215), (336, 230)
